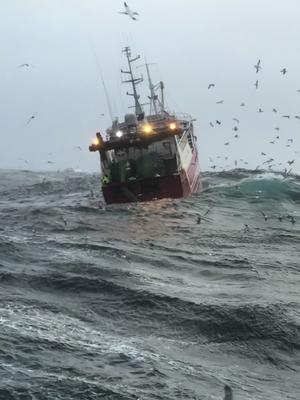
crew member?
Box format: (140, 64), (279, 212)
(101, 174), (110, 185)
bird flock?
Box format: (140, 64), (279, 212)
(207, 58), (299, 174)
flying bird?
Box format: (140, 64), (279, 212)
(26, 113), (36, 125)
(18, 63), (33, 68)
(216, 100), (224, 104)
(209, 122), (214, 127)
(208, 83), (215, 89)
(254, 59), (262, 73)
(282, 115), (290, 118)
(224, 142), (230, 146)
(269, 140), (275, 144)
(280, 68), (287, 75)
(216, 120), (221, 125)
(272, 108), (277, 113)
(240, 102), (246, 106)
(119, 2), (139, 20)
(258, 108), (263, 113)
(254, 80), (259, 89)
(287, 160), (295, 165)
(295, 115), (300, 119)
(232, 118), (240, 124)
(261, 211), (268, 221)
(233, 126), (238, 131)
(196, 209), (211, 224)
(261, 152), (266, 156)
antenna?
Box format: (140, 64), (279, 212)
(90, 46), (116, 123)
(121, 46), (143, 116)
(137, 59), (158, 115)
(100, 74), (114, 122)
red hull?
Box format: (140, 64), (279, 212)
(102, 150), (201, 204)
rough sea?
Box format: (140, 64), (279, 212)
(0, 168), (299, 400)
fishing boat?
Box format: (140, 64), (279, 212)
(89, 47), (201, 204)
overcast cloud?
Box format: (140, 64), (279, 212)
(0, 0), (299, 173)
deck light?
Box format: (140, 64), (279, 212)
(142, 124), (153, 134)
(169, 122), (177, 130)
(116, 130), (123, 138)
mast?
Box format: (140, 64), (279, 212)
(138, 59), (158, 115)
(121, 46), (143, 116)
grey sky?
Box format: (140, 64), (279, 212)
(0, 0), (299, 173)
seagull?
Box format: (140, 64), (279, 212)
(18, 158), (29, 165)
(234, 134), (239, 138)
(18, 63), (32, 68)
(282, 115), (290, 118)
(272, 108), (277, 113)
(269, 140), (275, 144)
(233, 126), (238, 131)
(287, 160), (295, 165)
(224, 142), (230, 146)
(295, 115), (300, 119)
(263, 158), (274, 164)
(282, 168), (292, 178)
(119, 2), (139, 20)
(254, 80), (259, 89)
(216, 120), (221, 125)
(254, 59), (262, 73)
(240, 102), (246, 106)
(287, 138), (293, 143)
(258, 108), (263, 113)
(232, 118), (240, 124)
(26, 113), (36, 125)
(209, 122), (214, 127)
(61, 216), (67, 227)
(74, 146), (82, 151)
(276, 135), (280, 139)
(261, 152), (266, 156)
(210, 165), (217, 170)
(216, 100), (224, 104)
(274, 127), (280, 131)
(261, 211), (268, 221)
(234, 160), (238, 167)
(196, 209), (211, 224)
(280, 68), (287, 75)
(208, 83), (215, 89)
(287, 215), (296, 225)
(47, 161), (54, 164)
(244, 224), (250, 232)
